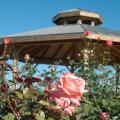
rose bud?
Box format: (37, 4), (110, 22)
(51, 66), (56, 72)
(73, 52), (81, 60)
(75, 53), (81, 58)
(45, 77), (51, 83)
(99, 112), (110, 120)
(2, 83), (9, 92)
(24, 54), (30, 61)
(45, 87), (49, 94)
(3, 37), (10, 45)
(84, 30), (92, 36)
(97, 35), (101, 41)
(106, 40), (113, 47)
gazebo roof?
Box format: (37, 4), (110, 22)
(6, 24), (120, 38)
(0, 8), (120, 65)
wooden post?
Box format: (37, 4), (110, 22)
(91, 21), (95, 26)
(77, 19), (82, 24)
(81, 41), (90, 79)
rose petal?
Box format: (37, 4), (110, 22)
(70, 98), (80, 106)
(64, 106), (75, 116)
(55, 97), (70, 108)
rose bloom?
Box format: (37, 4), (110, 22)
(55, 97), (70, 108)
(84, 30), (92, 36)
(51, 96), (78, 115)
(3, 37), (10, 45)
(99, 112), (110, 120)
(56, 72), (88, 97)
(50, 72), (88, 115)
(106, 40), (113, 47)
(64, 106), (75, 116)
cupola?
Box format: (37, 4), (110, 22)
(52, 9), (103, 26)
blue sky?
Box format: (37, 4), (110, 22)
(0, 0), (120, 36)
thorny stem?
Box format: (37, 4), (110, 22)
(7, 96), (20, 120)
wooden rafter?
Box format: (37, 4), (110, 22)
(51, 44), (63, 58)
(29, 45), (45, 57)
(55, 43), (75, 59)
(44, 44), (61, 58)
(39, 45), (50, 58)
(63, 42), (76, 58)
(17, 45), (32, 54)
(111, 49), (120, 63)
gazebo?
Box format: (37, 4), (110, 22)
(0, 8), (120, 74)
(1, 8), (120, 120)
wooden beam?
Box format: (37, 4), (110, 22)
(3, 33), (120, 45)
(88, 33), (120, 43)
(6, 33), (84, 44)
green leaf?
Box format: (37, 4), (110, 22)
(47, 118), (54, 120)
(62, 116), (70, 120)
(3, 113), (15, 120)
(15, 91), (23, 99)
(35, 111), (45, 120)
(23, 87), (32, 98)
(38, 100), (50, 107)
(102, 99), (108, 106)
(24, 111), (31, 116)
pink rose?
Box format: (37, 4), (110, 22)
(99, 112), (110, 120)
(50, 72), (88, 115)
(52, 96), (81, 107)
(57, 72), (88, 97)
(70, 97), (80, 106)
(3, 37), (10, 45)
(55, 97), (70, 108)
(64, 106), (75, 116)
(106, 40), (113, 47)
(84, 30), (92, 36)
